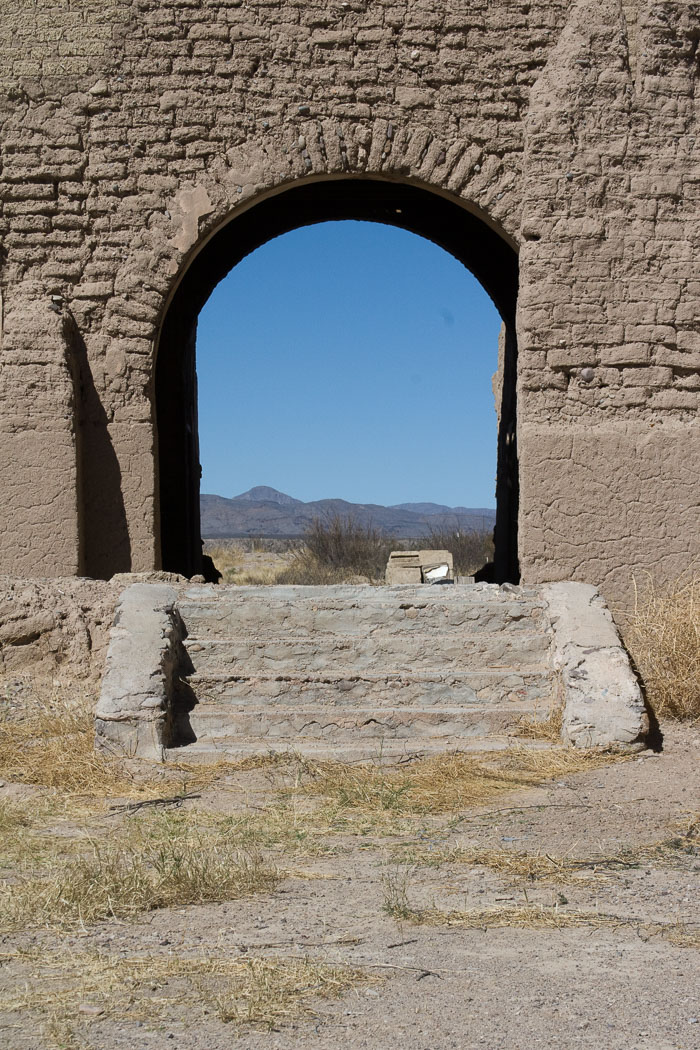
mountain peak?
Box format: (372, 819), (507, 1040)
(231, 486), (302, 506)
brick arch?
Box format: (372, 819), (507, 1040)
(153, 174), (520, 581)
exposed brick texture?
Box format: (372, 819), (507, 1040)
(0, 0), (697, 605)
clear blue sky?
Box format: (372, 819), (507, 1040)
(196, 220), (502, 508)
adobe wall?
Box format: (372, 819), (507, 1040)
(0, 0), (698, 607)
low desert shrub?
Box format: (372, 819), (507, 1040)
(278, 515), (394, 584)
(276, 550), (361, 585)
(424, 525), (494, 575)
(627, 574), (700, 720)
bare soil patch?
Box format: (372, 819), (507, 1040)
(0, 679), (698, 1050)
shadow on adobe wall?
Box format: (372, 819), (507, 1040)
(64, 314), (131, 578)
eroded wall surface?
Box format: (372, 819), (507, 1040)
(0, 0), (697, 605)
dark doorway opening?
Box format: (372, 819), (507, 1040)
(155, 178), (519, 582)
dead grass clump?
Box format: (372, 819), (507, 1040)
(0, 797), (33, 837)
(499, 743), (629, 781)
(664, 927), (700, 950)
(0, 797), (59, 868)
(424, 525), (494, 575)
(402, 845), (609, 883)
(4, 949), (374, 1037)
(397, 811), (698, 882)
(0, 701), (153, 798)
(0, 692), (271, 801)
(296, 752), (531, 816)
(213, 956), (372, 1027)
(295, 746), (627, 818)
(168, 750), (298, 792)
(0, 809), (279, 930)
(223, 803), (343, 858)
(384, 899), (700, 950)
(515, 702), (564, 743)
(627, 574), (700, 720)
(387, 901), (624, 930)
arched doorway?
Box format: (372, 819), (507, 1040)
(155, 178), (519, 582)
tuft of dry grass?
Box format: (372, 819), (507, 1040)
(515, 702), (564, 743)
(222, 803), (345, 858)
(0, 699), (156, 799)
(387, 901), (627, 930)
(381, 884), (700, 947)
(396, 831), (698, 882)
(398, 845), (611, 883)
(214, 956), (372, 1026)
(0, 686), (298, 803)
(2, 948), (375, 1038)
(295, 745), (629, 818)
(0, 809), (279, 930)
(627, 573), (700, 720)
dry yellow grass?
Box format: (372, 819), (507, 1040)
(397, 832), (699, 883)
(627, 573), (700, 720)
(0, 685), (295, 803)
(0, 700), (156, 799)
(392, 902), (624, 930)
(2, 948), (374, 1038)
(382, 893), (700, 947)
(399, 845), (614, 883)
(0, 809), (279, 930)
(515, 702), (564, 743)
(295, 745), (629, 817)
(204, 544), (294, 585)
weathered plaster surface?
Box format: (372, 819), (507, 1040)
(0, 1), (697, 603)
(95, 582), (182, 759)
(543, 581), (648, 747)
(95, 580), (649, 758)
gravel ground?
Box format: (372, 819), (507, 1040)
(1, 725), (698, 1050)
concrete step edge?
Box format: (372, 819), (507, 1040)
(185, 668), (554, 684)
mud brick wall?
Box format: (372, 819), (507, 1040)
(0, 0), (698, 605)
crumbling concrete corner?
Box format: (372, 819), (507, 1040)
(95, 584), (183, 759)
(542, 582), (649, 749)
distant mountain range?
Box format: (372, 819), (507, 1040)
(201, 486), (496, 539)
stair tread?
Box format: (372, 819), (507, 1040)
(184, 672), (554, 688)
(180, 584), (543, 598)
(164, 737), (556, 761)
(187, 696), (542, 709)
(184, 631), (549, 643)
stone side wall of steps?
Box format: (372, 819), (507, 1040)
(95, 582), (649, 761)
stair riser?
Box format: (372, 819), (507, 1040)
(184, 673), (554, 708)
(186, 708), (534, 742)
(180, 584), (544, 606)
(179, 603), (548, 640)
(184, 634), (550, 675)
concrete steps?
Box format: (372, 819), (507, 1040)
(96, 580), (650, 760)
(174, 583), (558, 757)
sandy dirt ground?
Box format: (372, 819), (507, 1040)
(0, 718), (698, 1050)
